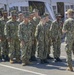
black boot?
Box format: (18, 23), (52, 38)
(43, 59), (49, 64)
(40, 59), (44, 64)
(5, 55), (10, 61)
(56, 58), (62, 62)
(54, 58), (62, 62)
(30, 56), (37, 61)
(53, 58), (58, 62)
(0, 56), (2, 62)
(2, 55), (5, 62)
(47, 54), (53, 59)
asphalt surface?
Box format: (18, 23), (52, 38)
(0, 42), (74, 75)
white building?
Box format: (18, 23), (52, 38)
(0, 0), (55, 20)
(0, 0), (74, 20)
(51, 0), (74, 19)
(0, 3), (4, 8)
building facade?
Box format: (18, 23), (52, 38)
(51, 0), (74, 19)
(0, 0), (74, 20)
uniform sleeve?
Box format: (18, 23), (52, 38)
(0, 20), (2, 36)
(4, 23), (10, 39)
(50, 22), (55, 38)
(35, 25), (40, 40)
(18, 24), (23, 41)
(62, 20), (69, 32)
(31, 22), (35, 41)
(0, 20), (4, 37)
(48, 21), (52, 38)
(4, 24), (7, 36)
(48, 28), (51, 38)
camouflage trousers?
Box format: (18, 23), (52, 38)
(0, 38), (9, 58)
(52, 38), (61, 58)
(31, 39), (36, 57)
(37, 41), (48, 59)
(48, 39), (52, 55)
(65, 39), (74, 67)
(21, 41), (32, 63)
(8, 39), (20, 60)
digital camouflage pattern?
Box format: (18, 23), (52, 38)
(31, 17), (40, 57)
(35, 22), (49, 59)
(4, 19), (20, 60)
(46, 20), (52, 55)
(0, 17), (8, 58)
(63, 18), (74, 67)
(50, 20), (63, 58)
(18, 21), (33, 63)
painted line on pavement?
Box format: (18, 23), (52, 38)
(0, 55), (73, 75)
(0, 64), (46, 75)
(50, 54), (74, 59)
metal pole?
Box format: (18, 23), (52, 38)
(6, 0), (9, 15)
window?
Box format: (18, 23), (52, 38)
(71, 5), (74, 10)
(29, 1), (45, 15)
(52, 6), (57, 15)
(9, 6), (18, 13)
(13, 6), (18, 11)
(20, 6), (29, 12)
(66, 5), (71, 11)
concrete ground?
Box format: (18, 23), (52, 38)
(0, 43), (74, 75)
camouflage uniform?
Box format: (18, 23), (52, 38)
(18, 21), (33, 63)
(63, 18), (74, 68)
(50, 20), (62, 59)
(17, 14), (24, 59)
(4, 19), (20, 61)
(29, 9), (41, 59)
(0, 17), (9, 60)
(31, 16), (40, 58)
(46, 20), (52, 55)
(35, 21), (49, 60)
